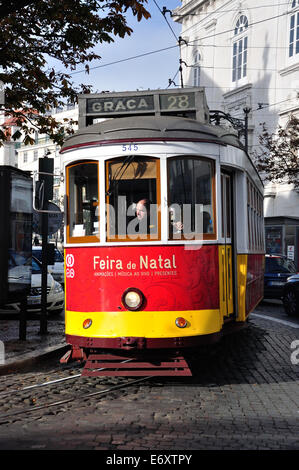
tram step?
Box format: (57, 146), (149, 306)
(81, 353), (192, 377)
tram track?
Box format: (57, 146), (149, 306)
(0, 368), (83, 398)
(0, 358), (139, 399)
(0, 362), (84, 398)
(0, 375), (151, 425)
(0, 358), (152, 425)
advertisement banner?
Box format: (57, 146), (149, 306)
(65, 245), (219, 312)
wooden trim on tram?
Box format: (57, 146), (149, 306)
(66, 160), (100, 244)
(105, 156), (161, 242)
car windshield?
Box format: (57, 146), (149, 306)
(32, 258), (42, 274)
(265, 257), (297, 274)
(54, 250), (63, 262)
(32, 249), (42, 262)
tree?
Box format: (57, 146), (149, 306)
(255, 115), (299, 189)
(0, 0), (150, 146)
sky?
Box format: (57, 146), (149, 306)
(67, 0), (182, 94)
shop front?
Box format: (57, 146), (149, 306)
(265, 217), (299, 269)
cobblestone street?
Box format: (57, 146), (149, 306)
(0, 302), (298, 452)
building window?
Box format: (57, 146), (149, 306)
(33, 150), (38, 161)
(23, 152), (28, 163)
(289, 0), (299, 57)
(232, 15), (248, 83)
(54, 167), (60, 185)
(193, 51), (201, 87)
(53, 187), (60, 205)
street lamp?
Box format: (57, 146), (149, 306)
(209, 107), (251, 153)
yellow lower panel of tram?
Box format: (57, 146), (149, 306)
(236, 254), (248, 322)
(65, 308), (222, 338)
(219, 248), (249, 322)
(218, 245), (234, 318)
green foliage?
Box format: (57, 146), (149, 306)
(0, 0), (150, 146)
(255, 115), (299, 188)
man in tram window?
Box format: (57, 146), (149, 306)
(135, 198), (152, 234)
(126, 197), (156, 238)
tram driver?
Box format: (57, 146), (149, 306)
(135, 198), (183, 236)
(135, 198), (153, 234)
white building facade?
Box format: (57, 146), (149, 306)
(0, 112), (21, 167)
(174, 0), (299, 263)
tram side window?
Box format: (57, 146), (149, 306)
(168, 157), (216, 239)
(67, 162), (99, 241)
(106, 156), (160, 241)
(247, 178), (264, 251)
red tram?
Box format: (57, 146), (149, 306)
(60, 89), (264, 376)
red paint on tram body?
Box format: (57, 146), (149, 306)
(65, 245), (219, 312)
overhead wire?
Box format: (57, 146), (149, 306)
(70, 44), (178, 75)
(172, 2), (292, 18)
(152, 0), (182, 87)
(152, 0), (179, 42)
(69, 8), (293, 79)
(183, 10), (291, 47)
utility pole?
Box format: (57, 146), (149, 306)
(178, 37), (187, 89)
(243, 107), (251, 153)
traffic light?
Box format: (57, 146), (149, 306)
(46, 243), (55, 265)
(38, 156), (54, 203)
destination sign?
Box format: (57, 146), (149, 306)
(80, 88), (209, 126)
(87, 95), (154, 114)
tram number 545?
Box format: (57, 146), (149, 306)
(122, 144), (138, 152)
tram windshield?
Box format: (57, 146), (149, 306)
(168, 157), (215, 239)
(67, 161), (99, 241)
(106, 156), (160, 241)
(66, 155), (216, 243)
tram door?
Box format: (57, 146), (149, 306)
(220, 172), (234, 318)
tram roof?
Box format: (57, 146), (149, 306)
(61, 115), (244, 152)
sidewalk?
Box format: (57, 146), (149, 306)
(0, 315), (69, 376)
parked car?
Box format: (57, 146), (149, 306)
(0, 257), (64, 315)
(32, 246), (64, 285)
(264, 254), (297, 300)
(8, 250), (31, 295)
(282, 274), (299, 317)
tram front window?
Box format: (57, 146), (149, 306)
(168, 157), (216, 239)
(67, 161), (99, 241)
(106, 156), (160, 241)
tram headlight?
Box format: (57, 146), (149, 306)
(122, 288), (144, 311)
